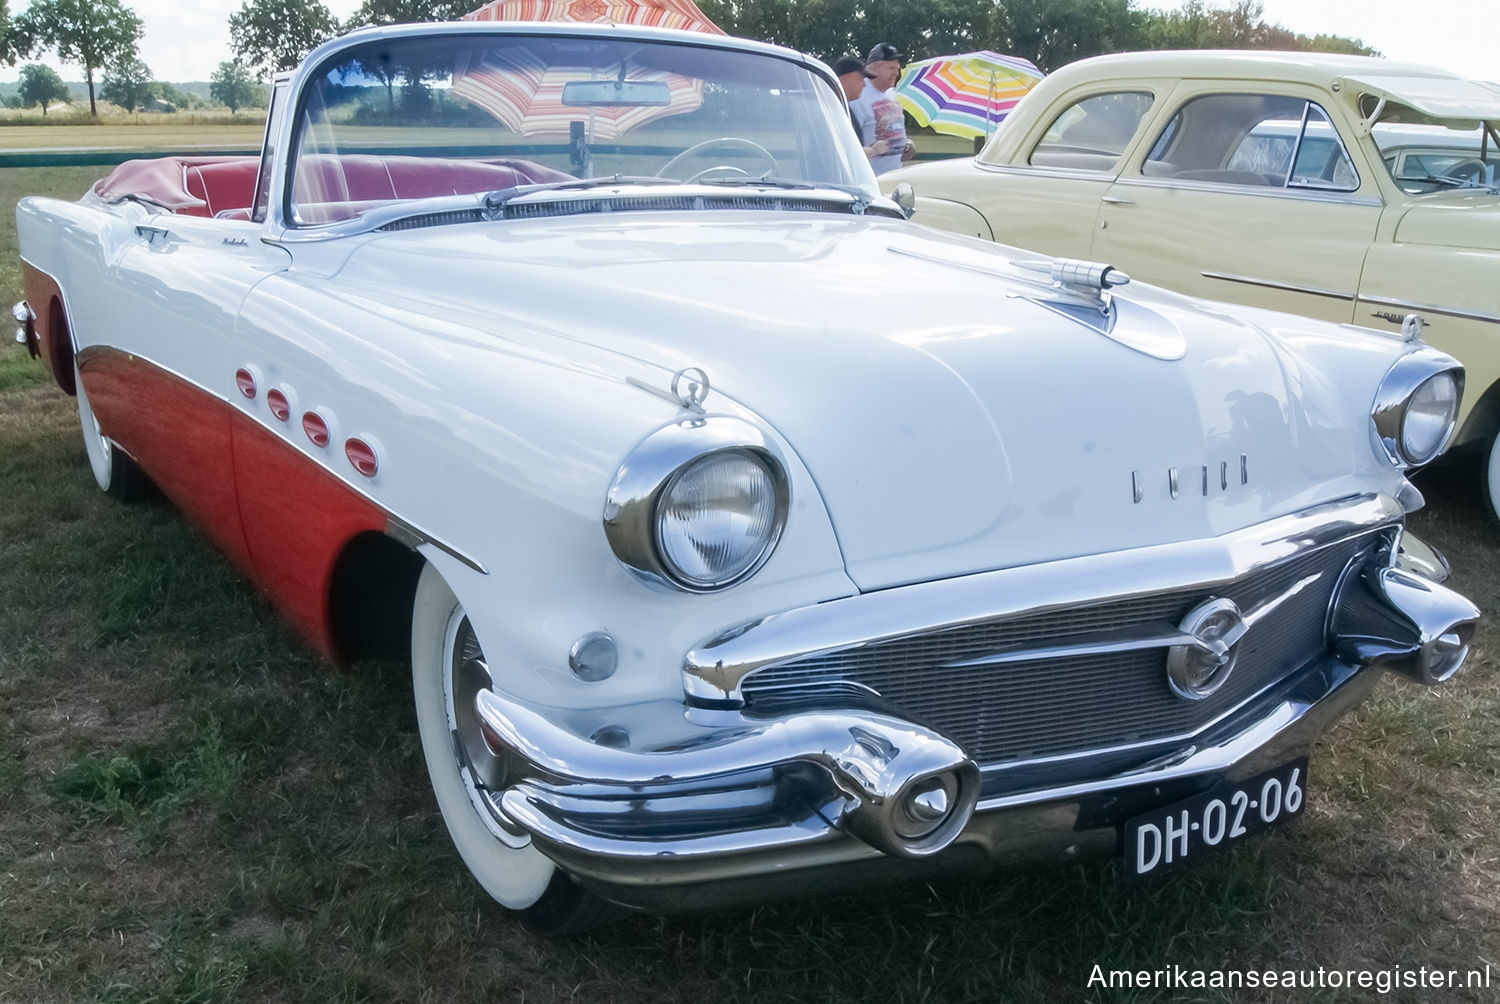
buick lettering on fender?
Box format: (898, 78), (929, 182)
(13, 21), (1480, 932)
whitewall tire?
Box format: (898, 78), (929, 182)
(75, 361), (146, 502)
(410, 563), (613, 933)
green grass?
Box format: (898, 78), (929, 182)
(0, 121), (265, 150)
(2, 164), (1500, 1002)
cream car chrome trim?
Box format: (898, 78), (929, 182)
(974, 162), (1120, 180)
(1201, 270), (1355, 301)
(1361, 295), (1500, 327)
(1113, 176), (1381, 206)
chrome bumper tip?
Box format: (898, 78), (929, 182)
(473, 686), (981, 861)
(1332, 556), (1480, 687)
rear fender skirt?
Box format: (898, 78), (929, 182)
(22, 263), (74, 395)
(76, 345), (253, 573)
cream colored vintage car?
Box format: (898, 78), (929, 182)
(884, 51), (1500, 517)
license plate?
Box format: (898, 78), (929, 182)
(1124, 759), (1309, 878)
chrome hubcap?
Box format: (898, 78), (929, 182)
(445, 614), (522, 842)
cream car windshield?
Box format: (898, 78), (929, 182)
(286, 33), (876, 226)
(1371, 108), (1500, 195)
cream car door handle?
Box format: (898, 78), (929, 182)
(1101, 195), (1135, 205)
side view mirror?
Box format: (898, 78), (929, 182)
(891, 182), (916, 220)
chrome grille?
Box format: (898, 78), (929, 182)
(742, 534), (1374, 765)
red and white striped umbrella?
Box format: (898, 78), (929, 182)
(463, 0), (724, 34)
(451, 45), (705, 140)
(457, 0), (724, 140)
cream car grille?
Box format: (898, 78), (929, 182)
(740, 535), (1373, 767)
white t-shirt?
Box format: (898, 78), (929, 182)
(851, 80), (908, 175)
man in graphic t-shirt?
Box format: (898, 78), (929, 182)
(851, 42), (914, 175)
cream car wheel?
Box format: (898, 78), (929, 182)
(411, 564), (615, 932)
(1485, 429), (1500, 526)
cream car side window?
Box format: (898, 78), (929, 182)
(1143, 93), (1359, 192)
(1028, 91), (1154, 171)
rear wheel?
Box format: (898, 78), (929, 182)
(75, 360), (147, 502)
(410, 564), (615, 934)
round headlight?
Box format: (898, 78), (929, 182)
(1370, 351), (1464, 469)
(656, 450), (782, 589)
(1401, 372), (1459, 466)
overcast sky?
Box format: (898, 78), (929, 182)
(0, 0), (1493, 84)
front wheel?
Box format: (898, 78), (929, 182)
(75, 361), (147, 502)
(410, 563), (614, 934)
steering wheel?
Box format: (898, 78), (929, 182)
(657, 138), (777, 182)
(1439, 158), (1489, 186)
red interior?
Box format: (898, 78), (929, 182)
(94, 154), (573, 221)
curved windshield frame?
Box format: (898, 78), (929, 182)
(285, 32), (875, 227)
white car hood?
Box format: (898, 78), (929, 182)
(328, 212), (1393, 591)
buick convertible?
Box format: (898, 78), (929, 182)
(13, 24), (1481, 932)
(884, 51), (1500, 523)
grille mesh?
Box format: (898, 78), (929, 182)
(742, 535), (1372, 765)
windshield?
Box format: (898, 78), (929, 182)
(286, 32), (875, 226)
(1371, 108), (1500, 194)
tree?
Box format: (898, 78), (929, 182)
(342, 0), (467, 30)
(0, 0), (25, 67)
(156, 81), (202, 111)
(16, 0), (143, 118)
(210, 59), (257, 114)
(17, 62), (68, 115)
(228, 0), (338, 79)
(99, 53), (152, 114)
(998, 0), (1144, 72)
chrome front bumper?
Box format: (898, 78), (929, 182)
(473, 495), (1479, 911)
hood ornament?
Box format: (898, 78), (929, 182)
(671, 367), (711, 410)
(626, 366), (712, 413)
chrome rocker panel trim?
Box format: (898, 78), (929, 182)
(468, 493), (1477, 911)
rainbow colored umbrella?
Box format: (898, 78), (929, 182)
(895, 51), (1044, 140)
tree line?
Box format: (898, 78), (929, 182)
(0, 0), (1374, 120)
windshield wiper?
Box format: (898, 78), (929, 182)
(696, 174), (878, 204)
(484, 175), (681, 210)
(1401, 173), (1497, 193)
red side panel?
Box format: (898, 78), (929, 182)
(22, 263), (73, 394)
(76, 346), (254, 575)
(231, 410), (388, 660)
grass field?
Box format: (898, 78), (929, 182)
(0, 123), (266, 152)
(2, 160), (1499, 1002)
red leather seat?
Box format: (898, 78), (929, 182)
(96, 154), (574, 223)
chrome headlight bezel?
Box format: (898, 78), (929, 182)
(1370, 349), (1464, 469)
(604, 417), (790, 592)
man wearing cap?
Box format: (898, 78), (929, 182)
(832, 54), (871, 138)
(850, 42), (914, 175)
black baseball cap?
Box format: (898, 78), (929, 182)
(832, 55), (872, 77)
(866, 42), (903, 63)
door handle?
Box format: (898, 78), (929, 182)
(134, 224), (169, 245)
(1101, 195), (1135, 205)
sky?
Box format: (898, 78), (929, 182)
(0, 0), (1494, 84)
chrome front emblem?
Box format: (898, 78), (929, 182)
(1166, 597), (1247, 701)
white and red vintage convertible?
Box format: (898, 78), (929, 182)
(13, 22), (1481, 932)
